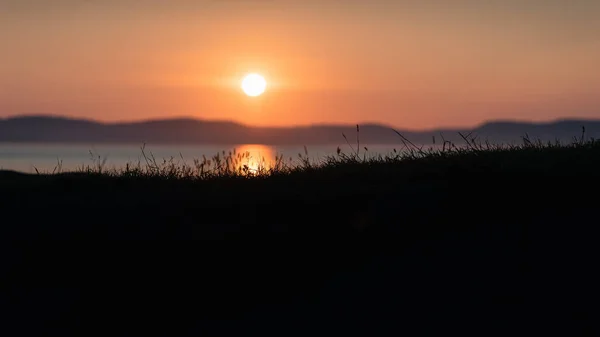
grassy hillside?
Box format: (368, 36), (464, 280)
(1, 135), (599, 336)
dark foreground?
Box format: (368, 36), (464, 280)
(1, 142), (599, 336)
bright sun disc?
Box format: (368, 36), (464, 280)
(241, 73), (267, 97)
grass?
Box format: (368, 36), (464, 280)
(1, 127), (599, 336)
(24, 124), (596, 180)
(1, 125), (599, 239)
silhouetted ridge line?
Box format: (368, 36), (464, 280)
(1, 115), (599, 145)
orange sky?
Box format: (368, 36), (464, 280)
(1, 0), (599, 129)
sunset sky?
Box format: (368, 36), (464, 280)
(1, 0), (599, 129)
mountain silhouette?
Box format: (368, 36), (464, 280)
(0, 115), (598, 145)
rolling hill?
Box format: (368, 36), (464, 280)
(0, 115), (598, 145)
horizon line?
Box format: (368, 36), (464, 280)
(2, 112), (600, 132)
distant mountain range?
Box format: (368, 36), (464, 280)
(0, 115), (598, 146)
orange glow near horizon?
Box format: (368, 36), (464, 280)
(1, 1), (600, 129)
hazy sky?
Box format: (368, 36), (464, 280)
(1, 0), (599, 129)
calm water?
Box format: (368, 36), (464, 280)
(0, 143), (415, 173)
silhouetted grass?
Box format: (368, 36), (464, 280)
(2, 126), (598, 236)
(25, 125), (596, 181)
(1, 128), (599, 336)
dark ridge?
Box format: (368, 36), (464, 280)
(1, 114), (599, 145)
(1, 140), (600, 336)
(0, 142), (600, 336)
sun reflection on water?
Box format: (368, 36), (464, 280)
(232, 144), (278, 173)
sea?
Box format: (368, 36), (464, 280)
(0, 143), (428, 173)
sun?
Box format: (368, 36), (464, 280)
(241, 73), (267, 97)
